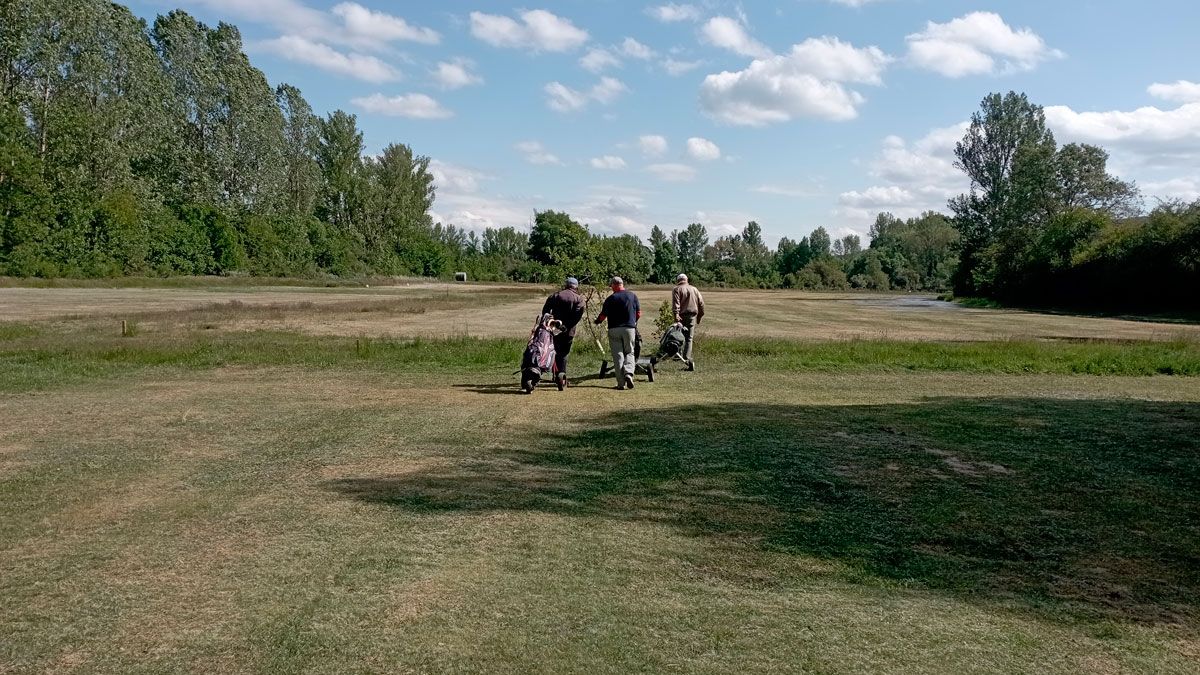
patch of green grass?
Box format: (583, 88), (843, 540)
(0, 323), (39, 341)
(3, 332), (1199, 394)
(703, 336), (1200, 376)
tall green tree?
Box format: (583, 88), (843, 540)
(276, 83), (321, 219)
(949, 91), (1057, 295)
(648, 225), (677, 283)
(153, 13), (285, 212)
(809, 227), (832, 258)
(315, 110), (364, 241)
(527, 210), (591, 272)
(0, 100), (51, 275)
(1051, 143), (1141, 218)
(674, 222), (708, 275)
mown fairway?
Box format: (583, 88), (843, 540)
(2, 282), (1198, 673)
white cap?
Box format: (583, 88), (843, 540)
(676, 273), (688, 283)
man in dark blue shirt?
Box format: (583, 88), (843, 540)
(594, 276), (641, 390)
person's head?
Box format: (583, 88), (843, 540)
(676, 273), (689, 285)
(609, 276), (624, 291)
(565, 277), (579, 290)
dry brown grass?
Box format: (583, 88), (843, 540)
(2, 367), (1198, 672)
(4, 284), (1197, 342)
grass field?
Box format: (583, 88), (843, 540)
(2, 282), (1198, 673)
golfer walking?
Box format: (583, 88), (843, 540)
(671, 273), (704, 371)
(541, 276), (586, 388)
(594, 276), (641, 390)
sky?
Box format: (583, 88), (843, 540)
(132, 0), (1200, 245)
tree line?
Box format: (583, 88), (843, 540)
(1, 1), (443, 278)
(2, 3), (1196, 309)
(947, 91), (1198, 310)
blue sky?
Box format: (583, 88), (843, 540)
(133, 0), (1200, 244)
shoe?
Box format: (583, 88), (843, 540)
(625, 375), (634, 389)
(616, 382), (625, 390)
(686, 360), (695, 371)
(556, 375), (567, 391)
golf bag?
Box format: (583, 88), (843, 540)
(521, 313), (561, 393)
(654, 323), (687, 362)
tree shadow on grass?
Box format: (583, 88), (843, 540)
(325, 397), (1200, 630)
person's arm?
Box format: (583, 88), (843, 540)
(635, 297), (642, 321)
(696, 291), (705, 322)
(594, 312), (606, 325)
(541, 296), (553, 317)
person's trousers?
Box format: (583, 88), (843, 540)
(680, 314), (697, 361)
(553, 333), (574, 376)
(608, 327), (636, 380)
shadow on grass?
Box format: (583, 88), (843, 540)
(453, 372), (620, 395)
(325, 397), (1200, 630)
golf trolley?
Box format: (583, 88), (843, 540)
(519, 313), (566, 394)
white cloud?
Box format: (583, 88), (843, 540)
(195, 1), (440, 52)
(515, 141), (563, 166)
(647, 3), (702, 22)
(828, 0), (885, 6)
(590, 155), (628, 170)
(591, 76), (628, 104)
(662, 58), (703, 76)
(621, 37), (656, 60)
(186, 0), (328, 37)
(1141, 177), (1200, 202)
(906, 12), (1063, 78)
(699, 37), (891, 125)
(330, 2), (440, 47)
(258, 36), (399, 82)
(692, 211), (753, 238)
(545, 76), (628, 112)
(544, 82), (590, 112)
(1148, 80), (1200, 104)
(751, 182), (824, 198)
(470, 9), (588, 52)
(429, 160), (491, 194)
(836, 122), (970, 223)
(432, 194), (535, 231)
(432, 58), (482, 89)
(351, 93), (453, 119)
(699, 16), (772, 59)
(1044, 102), (1200, 169)
(786, 36), (891, 84)
(686, 137), (721, 161)
(580, 47), (620, 73)
(839, 186), (917, 208)
(638, 135), (669, 157)
(645, 163), (697, 182)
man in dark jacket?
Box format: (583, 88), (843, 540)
(593, 276), (641, 390)
(541, 276), (586, 387)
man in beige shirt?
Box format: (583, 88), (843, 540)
(671, 273), (704, 371)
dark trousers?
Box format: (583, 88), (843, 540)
(553, 333), (574, 376)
